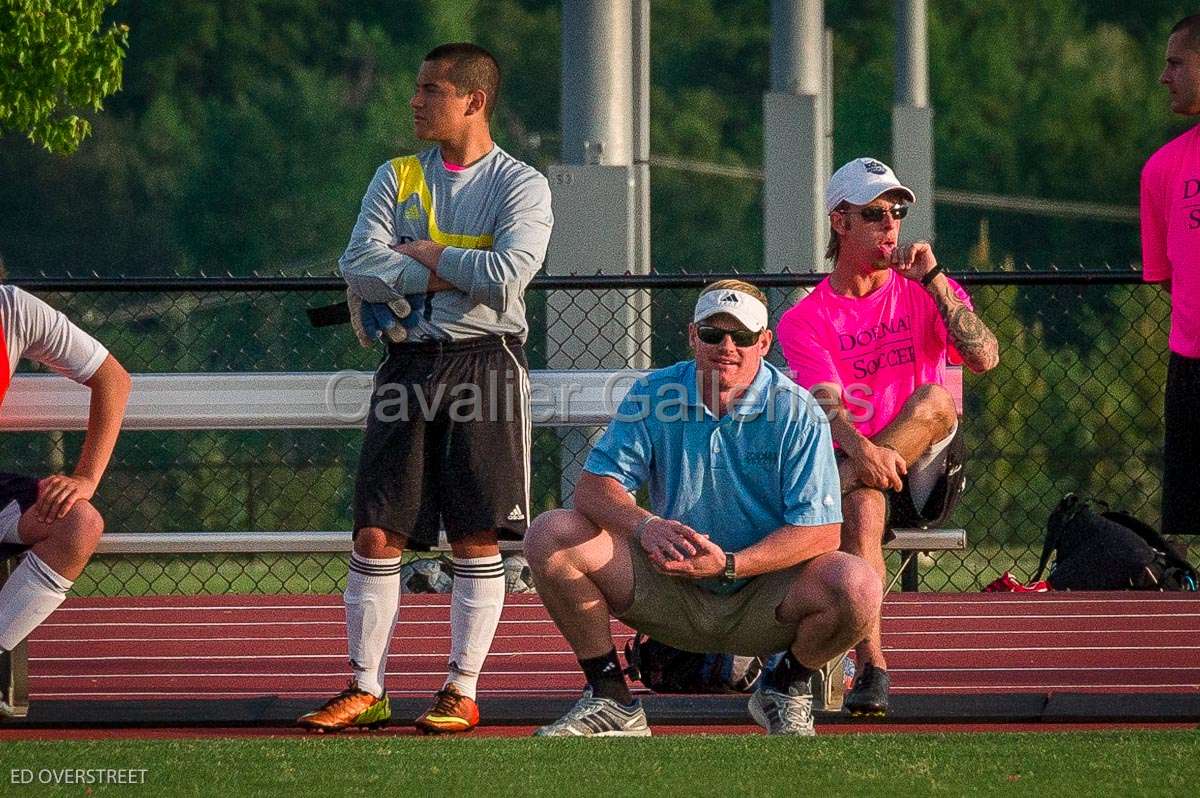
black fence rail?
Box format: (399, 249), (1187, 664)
(7, 269), (1190, 594)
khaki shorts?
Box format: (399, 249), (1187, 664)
(615, 544), (799, 657)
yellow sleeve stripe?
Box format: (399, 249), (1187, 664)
(390, 156), (495, 250)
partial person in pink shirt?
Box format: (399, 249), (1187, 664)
(1142, 14), (1200, 539)
(777, 157), (999, 717)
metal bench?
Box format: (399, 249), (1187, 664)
(0, 368), (966, 716)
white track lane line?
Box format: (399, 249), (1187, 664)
(31, 670), (586, 679)
(883, 628), (1200, 635)
(36, 686), (1182, 698)
(29, 644), (1200, 662)
(30, 634), (585, 643)
(54, 595), (1200, 611)
(32, 651), (581, 661)
(31, 666), (1200, 680)
(36, 619), (570, 628)
(886, 596), (1200, 603)
(43, 610), (1200, 622)
(30, 689), (593, 698)
(30, 630), (1190, 645)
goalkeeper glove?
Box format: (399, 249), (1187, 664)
(347, 288), (412, 347)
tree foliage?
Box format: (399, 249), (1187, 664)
(0, 0), (129, 154)
(0, 0), (1187, 276)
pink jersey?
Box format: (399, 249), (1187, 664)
(777, 270), (969, 439)
(1141, 124), (1200, 358)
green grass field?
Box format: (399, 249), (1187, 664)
(1, 732), (1197, 797)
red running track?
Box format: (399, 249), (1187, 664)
(24, 592), (1200, 702)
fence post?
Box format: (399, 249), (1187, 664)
(1, 558), (29, 717)
(549, 0), (651, 506)
(900, 552), (921, 592)
(892, 0), (934, 242)
(764, 0), (830, 279)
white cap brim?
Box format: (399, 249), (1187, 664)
(826, 157), (916, 214)
(693, 289), (769, 332)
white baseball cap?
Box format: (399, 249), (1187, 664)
(825, 157), (916, 214)
(693, 289), (769, 332)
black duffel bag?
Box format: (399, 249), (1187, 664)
(1034, 494), (1198, 591)
(622, 634), (781, 694)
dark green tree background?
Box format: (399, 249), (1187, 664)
(1, 0), (1186, 278)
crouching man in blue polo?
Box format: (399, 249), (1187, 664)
(524, 279), (881, 736)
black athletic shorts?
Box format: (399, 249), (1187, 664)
(836, 425), (966, 538)
(0, 473), (40, 561)
(1163, 352), (1200, 537)
(886, 424), (967, 531)
(353, 334), (531, 551)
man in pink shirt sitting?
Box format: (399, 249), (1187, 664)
(777, 158), (999, 716)
(1142, 14), (1200, 539)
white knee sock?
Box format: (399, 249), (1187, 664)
(0, 551), (73, 651)
(445, 554), (506, 699)
(344, 553), (402, 698)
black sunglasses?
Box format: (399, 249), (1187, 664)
(697, 325), (762, 347)
(844, 204), (909, 223)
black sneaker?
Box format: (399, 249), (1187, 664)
(844, 663), (890, 717)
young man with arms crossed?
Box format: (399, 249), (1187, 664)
(298, 43), (552, 734)
(777, 158), (999, 716)
(525, 280), (881, 736)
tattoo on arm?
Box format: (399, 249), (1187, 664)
(930, 280), (1000, 372)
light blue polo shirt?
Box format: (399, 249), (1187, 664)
(584, 359), (842, 592)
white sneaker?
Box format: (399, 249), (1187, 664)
(748, 682), (816, 736)
(534, 687), (651, 737)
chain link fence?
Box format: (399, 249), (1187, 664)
(6, 269), (1191, 595)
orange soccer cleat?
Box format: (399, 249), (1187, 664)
(414, 685), (480, 734)
(297, 682), (391, 732)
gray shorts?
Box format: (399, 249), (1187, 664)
(615, 544), (799, 657)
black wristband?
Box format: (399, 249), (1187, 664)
(722, 553), (737, 583)
(921, 264), (944, 287)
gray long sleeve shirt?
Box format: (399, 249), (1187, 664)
(338, 144), (553, 342)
